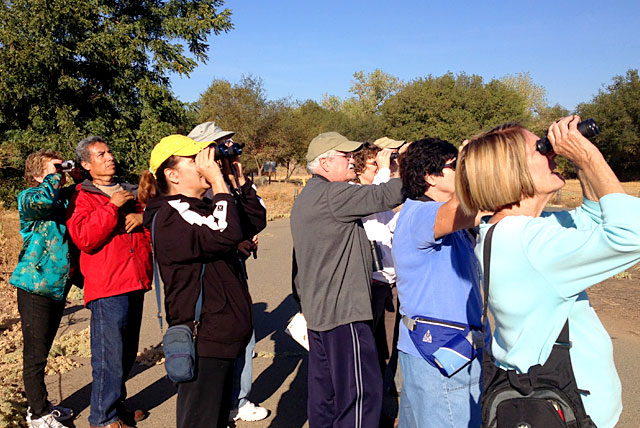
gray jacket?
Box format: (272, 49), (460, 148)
(290, 175), (403, 331)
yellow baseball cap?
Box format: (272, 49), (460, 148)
(149, 135), (209, 177)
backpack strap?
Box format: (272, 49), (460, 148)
(481, 223), (498, 337)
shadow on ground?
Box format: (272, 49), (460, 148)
(251, 295), (308, 428)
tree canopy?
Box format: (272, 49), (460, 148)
(0, 0), (233, 205)
(577, 69), (640, 180)
(381, 72), (531, 144)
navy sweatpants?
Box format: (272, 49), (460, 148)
(308, 322), (382, 428)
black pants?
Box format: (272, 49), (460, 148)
(176, 356), (235, 428)
(17, 288), (66, 417)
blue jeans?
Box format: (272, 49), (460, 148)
(398, 350), (482, 428)
(87, 292), (144, 427)
(231, 329), (255, 408)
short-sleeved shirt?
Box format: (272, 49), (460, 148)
(392, 198), (483, 358)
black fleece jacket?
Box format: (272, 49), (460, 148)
(143, 182), (266, 358)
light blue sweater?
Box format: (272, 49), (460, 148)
(476, 193), (640, 428)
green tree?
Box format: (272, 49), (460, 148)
(381, 72), (531, 144)
(500, 72), (547, 116)
(0, 0), (232, 206)
(577, 69), (640, 180)
(348, 69), (404, 116)
(196, 75), (283, 175)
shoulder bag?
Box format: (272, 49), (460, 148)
(152, 213), (203, 383)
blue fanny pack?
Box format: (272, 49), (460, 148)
(403, 315), (483, 377)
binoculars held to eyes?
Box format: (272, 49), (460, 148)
(212, 140), (244, 160)
(536, 118), (600, 154)
(55, 160), (75, 172)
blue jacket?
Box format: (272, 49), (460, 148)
(9, 173), (70, 301)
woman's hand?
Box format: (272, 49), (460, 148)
(375, 149), (393, 171)
(546, 116), (596, 170)
(548, 116), (624, 198)
(196, 147), (229, 195)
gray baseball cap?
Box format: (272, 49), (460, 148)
(373, 137), (406, 149)
(187, 121), (235, 143)
(306, 132), (362, 163)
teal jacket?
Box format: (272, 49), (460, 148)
(9, 173), (71, 301)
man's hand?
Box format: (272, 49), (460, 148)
(237, 235), (259, 257)
(124, 213), (143, 233)
(222, 158), (247, 188)
(110, 190), (134, 208)
(237, 240), (253, 257)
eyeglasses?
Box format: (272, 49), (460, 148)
(333, 152), (354, 159)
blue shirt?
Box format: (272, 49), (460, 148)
(393, 198), (483, 358)
(476, 194), (640, 428)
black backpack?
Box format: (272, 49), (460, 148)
(480, 223), (596, 428)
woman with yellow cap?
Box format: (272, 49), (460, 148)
(139, 135), (265, 428)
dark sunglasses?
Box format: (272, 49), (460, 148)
(443, 160), (456, 171)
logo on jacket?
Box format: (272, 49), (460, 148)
(423, 330), (432, 343)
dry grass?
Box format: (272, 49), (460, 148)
(549, 179), (640, 208)
(258, 181), (305, 221)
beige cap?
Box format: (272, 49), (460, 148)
(306, 132), (363, 163)
(373, 137), (406, 149)
(188, 121), (235, 143)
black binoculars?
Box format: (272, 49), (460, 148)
(536, 118), (600, 154)
(212, 140), (244, 160)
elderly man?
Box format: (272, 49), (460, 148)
(290, 132), (404, 428)
(67, 136), (152, 428)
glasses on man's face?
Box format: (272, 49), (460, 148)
(333, 152), (354, 160)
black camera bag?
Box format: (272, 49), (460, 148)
(480, 224), (596, 428)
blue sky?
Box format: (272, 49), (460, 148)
(168, 1), (640, 112)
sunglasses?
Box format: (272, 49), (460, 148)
(443, 160), (456, 171)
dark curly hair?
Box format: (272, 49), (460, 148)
(400, 138), (458, 199)
(353, 142), (380, 183)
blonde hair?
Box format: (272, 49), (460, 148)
(456, 123), (535, 215)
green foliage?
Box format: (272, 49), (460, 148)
(500, 72), (547, 116)
(381, 72), (531, 144)
(196, 75), (281, 173)
(0, 0), (233, 205)
(577, 69), (640, 180)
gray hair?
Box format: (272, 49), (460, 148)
(306, 149), (339, 174)
(76, 135), (106, 163)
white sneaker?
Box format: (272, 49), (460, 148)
(26, 412), (67, 428)
(47, 403), (74, 422)
(27, 404), (74, 423)
(230, 401), (269, 422)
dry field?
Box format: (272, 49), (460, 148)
(0, 179), (638, 427)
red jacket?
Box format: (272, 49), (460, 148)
(67, 180), (152, 305)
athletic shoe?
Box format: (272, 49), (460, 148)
(230, 401), (269, 422)
(26, 411), (67, 428)
(47, 403), (74, 422)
